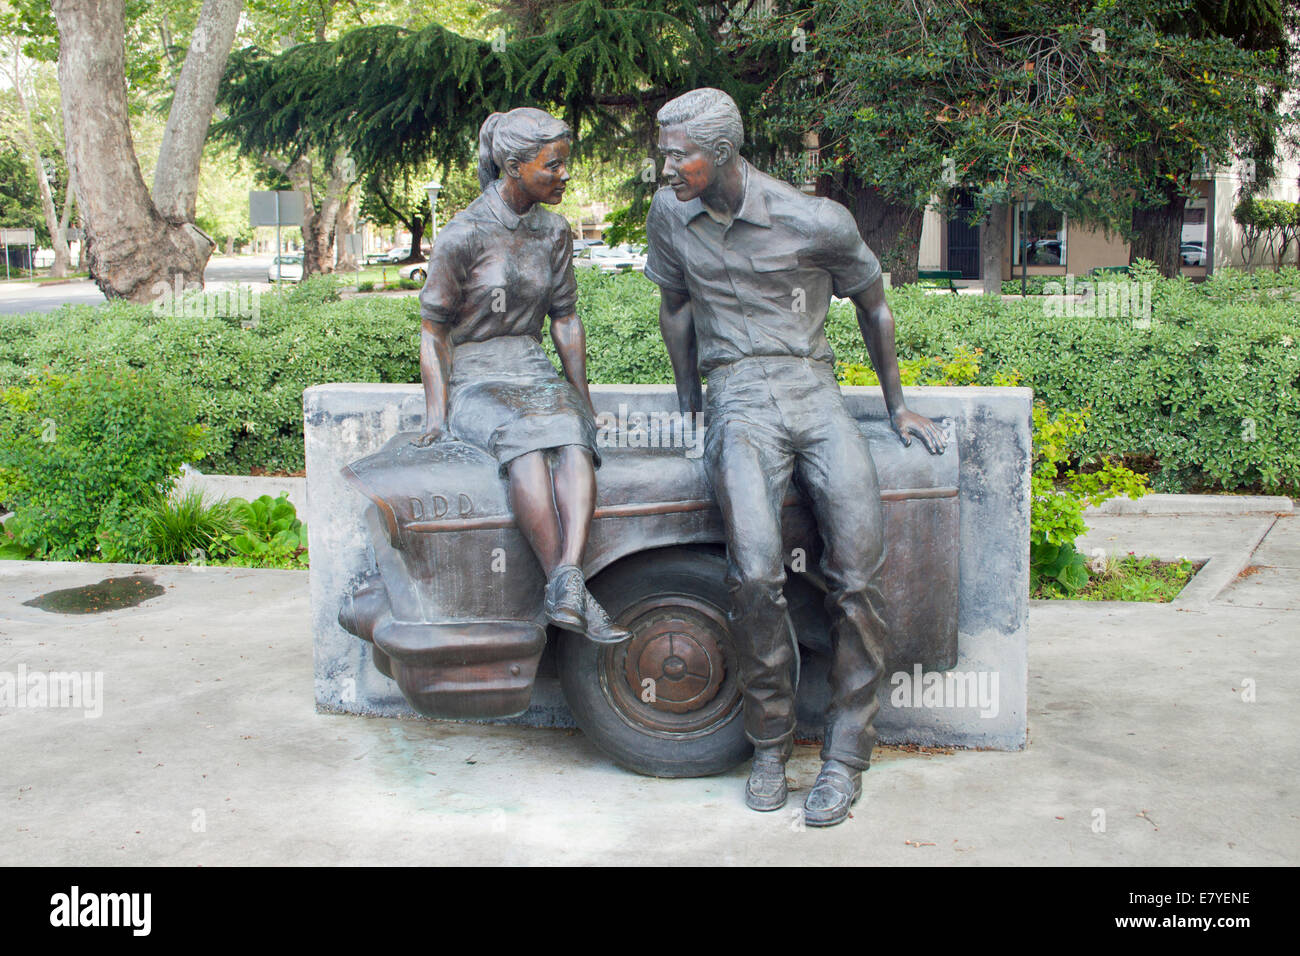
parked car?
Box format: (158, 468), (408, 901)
(398, 261), (428, 283)
(571, 238), (607, 256)
(383, 244), (431, 263)
(574, 242), (647, 274)
(267, 254), (304, 282)
(1181, 241), (1206, 266)
(337, 414), (959, 777)
(1025, 239), (1063, 265)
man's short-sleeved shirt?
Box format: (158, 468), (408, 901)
(419, 179), (577, 345)
(643, 159), (881, 374)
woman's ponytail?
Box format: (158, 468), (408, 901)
(477, 112), (505, 191)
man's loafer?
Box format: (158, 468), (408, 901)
(803, 760), (862, 827)
(544, 564), (586, 632)
(745, 747), (789, 811)
(583, 589), (630, 644)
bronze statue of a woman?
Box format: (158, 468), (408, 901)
(414, 108), (628, 645)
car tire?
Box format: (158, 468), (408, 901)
(411, 268), (426, 282)
(558, 547), (796, 778)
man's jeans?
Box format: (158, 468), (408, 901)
(704, 356), (889, 770)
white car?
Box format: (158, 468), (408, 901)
(384, 244), (431, 263)
(267, 254), (304, 282)
(398, 261), (428, 283)
(574, 243), (646, 274)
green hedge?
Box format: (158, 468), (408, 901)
(2, 265), (1297, 493)
(0, 283), (420, 474)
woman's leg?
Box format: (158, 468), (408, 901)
(507, 450), (563, 576)
(550, 445), (596, 568)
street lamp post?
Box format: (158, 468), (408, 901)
(424, 181), (442, 250)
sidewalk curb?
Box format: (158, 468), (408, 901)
(1171, 516), (1281, 608)
(1086, 494), (1293, 517)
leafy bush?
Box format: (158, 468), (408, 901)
(286, 274), (342, 306)
(1030, 404), (1148, 594)
(218, 494), (308, 569)
(1, 265), (1296, 493)
(1234, 197), (1299, 267)
(357, 280), (376, 292)
(1000, 275), (1061, 296)
(0, 366), (205, 560)
(0, 293), (420, 475)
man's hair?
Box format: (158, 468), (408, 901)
(656, 88), (744, 156)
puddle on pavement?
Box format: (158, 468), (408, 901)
(23, 575), (165, 614)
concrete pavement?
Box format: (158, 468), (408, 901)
(0, 509), (1296, 865)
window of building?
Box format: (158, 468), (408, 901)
(1013, 201), (1067, 266)
(1181, 197), (1208, 267)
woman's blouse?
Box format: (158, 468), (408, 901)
(418, 180), (579, 345)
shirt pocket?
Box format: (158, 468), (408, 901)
(750, 252), (800, 273)
(749, 252), (807, 307)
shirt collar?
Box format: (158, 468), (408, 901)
(683, 160), (771, 229)
(484, 179), (538, 231)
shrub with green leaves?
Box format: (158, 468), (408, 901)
(0, 292), (420, 475)
(0, 366), (205, 560)
(217, 494), (309, 569)
(1, 264), (1295, 493)
(1030, 405), (1148, 594)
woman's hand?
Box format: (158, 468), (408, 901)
(411, 421), (449, 447)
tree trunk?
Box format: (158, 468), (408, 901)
(405, 218), (426, 264)
(53, 0), (214, 301)
(152, 0), (243, 223)
(981, 203), (1008, 295)
(57, 169), (76, 269)
(1129, 184), (1186, 278)
(335, 188), (359, 271)
(288, 149), (353, 276)
(7, 43), (71, 278)
(820, 170), (923, 285)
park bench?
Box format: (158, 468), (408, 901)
(918, 269), (962, 293)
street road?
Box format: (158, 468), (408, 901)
(0, 254), (277, 315)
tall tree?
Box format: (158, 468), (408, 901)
(761, 0), (1290, 280)
(1125, 0), (1297, 273)
(51, 0), (242, 301)
(0, 29), (73, 276)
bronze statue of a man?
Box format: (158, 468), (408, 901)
(644, 88), (948, 826)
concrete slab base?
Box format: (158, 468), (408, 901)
(1, 559), (1294, 865)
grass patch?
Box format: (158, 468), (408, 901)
(1033, 554), (1201, 601)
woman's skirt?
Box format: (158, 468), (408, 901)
(448, 335), (600, 476)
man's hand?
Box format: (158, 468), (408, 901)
(891, 408), (947, 454)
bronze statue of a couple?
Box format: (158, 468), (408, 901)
(416, 89), (947, 827)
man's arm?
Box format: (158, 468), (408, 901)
(659, 286), (702, 415)
(850, 277), (947, 455)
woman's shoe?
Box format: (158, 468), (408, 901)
(544, 564), (587, 632)
(583, 590), (630, 644)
